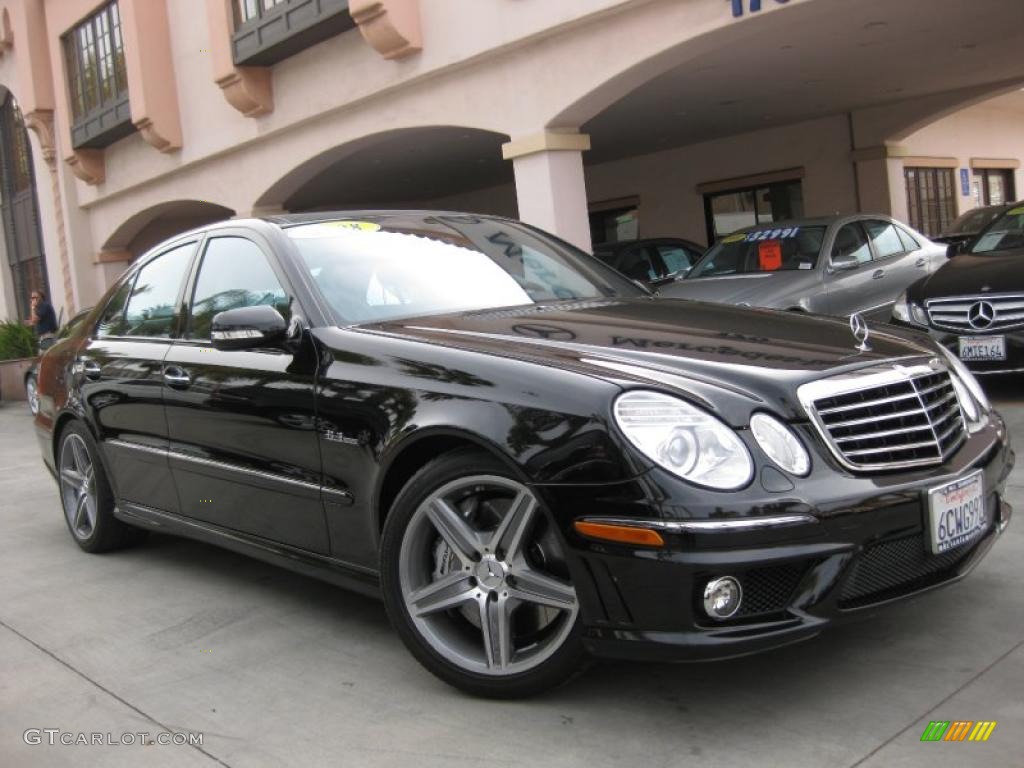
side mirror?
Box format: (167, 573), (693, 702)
(830, 252), (860, 272)
(211, 305), (287, 351)
(946, 241), (966, 259)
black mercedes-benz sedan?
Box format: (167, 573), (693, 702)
(892, 202), (1024, 375)
(35, 212), (1013, 697)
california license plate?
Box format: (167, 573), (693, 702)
(958, 336), (1006, 361)
(927, 471), (986, 555)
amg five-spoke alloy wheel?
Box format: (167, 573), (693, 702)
(60, 432), (98, 541)
(382, 451), (584, 698)
(57, 422), (142, 553)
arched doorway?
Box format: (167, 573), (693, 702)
(0, 91), (48, 321)
(543, 0), (1024, 246)
(255, 126), (514, 215)
(101, 200), (237, 262)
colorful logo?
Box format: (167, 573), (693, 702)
(920, 721), (997, 742)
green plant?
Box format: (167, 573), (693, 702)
(0, 320), (36, 361)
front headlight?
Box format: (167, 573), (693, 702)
(613, 391), (753, 490)
(892, 290), (928, 325)
(937, 345), (991, 430)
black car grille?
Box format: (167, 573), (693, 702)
(839, 531), (985, 609)
(926, 294), (1024, 331)
(734, 563), (807, 617)
(809, 371), (966, 471)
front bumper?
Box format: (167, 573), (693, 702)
(543, 415), (1014, 662)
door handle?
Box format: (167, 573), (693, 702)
(79, 359), (102, 380)
(872, 269), (885, 280)
(163, 365), (192, 389)
(915, 257), (927, 267)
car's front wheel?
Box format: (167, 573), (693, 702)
(381, 450), (584, 698)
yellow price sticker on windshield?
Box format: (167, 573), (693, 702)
(722, 233), (746, 244)
(322, 221), (382, 232)
(1007, 206), (1024, 216)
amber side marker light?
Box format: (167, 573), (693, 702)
(574, 521), (665, 547)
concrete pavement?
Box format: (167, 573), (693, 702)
(1, 383), (1022, 768)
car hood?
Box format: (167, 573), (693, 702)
(910, 249), (1024, 301)
(356, 299), (936, 422)
(658, 272), (810, 306)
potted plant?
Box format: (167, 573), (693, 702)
(0, 321), (37, 402)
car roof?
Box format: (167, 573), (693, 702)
(729, 215), (866, 232)
(258, 210), (517, 227)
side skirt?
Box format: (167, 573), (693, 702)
(116, 501), (382, 600)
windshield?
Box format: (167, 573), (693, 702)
(969, 206), (1024, 254)
(287, 216), (643, 324)
(688, 226), (826, 278)
(945, 206), (1003, 237)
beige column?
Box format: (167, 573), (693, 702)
(851, 145), (908, 219)
(503, 131), (592, 252)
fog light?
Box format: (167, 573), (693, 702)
(703, 576), (742, 620)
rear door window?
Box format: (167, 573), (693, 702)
(95, 279), (134, 338)
(864, 220), (907, 260)
(122, 243), (195, 338)
(896, 226), (920, 253)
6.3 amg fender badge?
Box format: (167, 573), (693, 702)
(322, 430), (368, 446)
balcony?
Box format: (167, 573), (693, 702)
(64, 2), (135, 150)
(232, 0), (356, 66)
(70, 92), (133, 149)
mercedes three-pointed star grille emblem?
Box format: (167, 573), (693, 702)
(967, 300), (995, 330)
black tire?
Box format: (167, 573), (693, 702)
(56, 421), (146, 553)
(380, 449), (585, 698)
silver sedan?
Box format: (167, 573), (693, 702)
(658, 215), (947, 319)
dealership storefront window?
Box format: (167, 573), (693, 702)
(702, 179), (804, 243)
(589, 198), (640, 245)
(973, 168), (1016, 207)
(905, 167), (957, 237)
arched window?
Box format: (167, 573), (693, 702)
(0, 93), (49, 320)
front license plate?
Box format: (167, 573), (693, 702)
(958, 335), (1006, 361)
(927, 471), (986, 555)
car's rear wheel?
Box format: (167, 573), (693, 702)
(58, 422), (144, 553)
(25, 373), (39, 416)
(381, 450), (584, 698)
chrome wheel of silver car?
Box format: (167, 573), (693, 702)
(26, 374), (39, 416)
(398, 474), (579, 677)
(60, 433), (97, 540)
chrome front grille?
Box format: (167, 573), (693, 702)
(926, 294), (1024, 331)
(799, 363), (967, 471)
